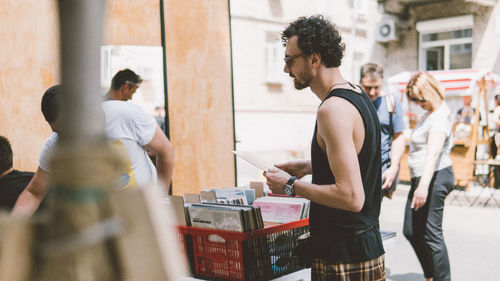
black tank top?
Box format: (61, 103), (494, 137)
(309, 86), (384, 262)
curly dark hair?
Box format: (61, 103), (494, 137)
(281, 15), (345, 68)
(0, 135), (13, 174)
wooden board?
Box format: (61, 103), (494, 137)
(0, 0), (60, 171)
(1, 1), (236, 195)
(103, 0), (161, 46)
(1, 0), (162, 171)
(164, 0), (235, 194)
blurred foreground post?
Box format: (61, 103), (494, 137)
(39, 1), (122, 280)
(45, 1), (186, 280)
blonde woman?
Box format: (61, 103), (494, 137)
(404, 72), (454, 281)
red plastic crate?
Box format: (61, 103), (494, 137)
(177, 226), (189, 249)
(187, 218), (309, 281)
(178, 226), (195, 273)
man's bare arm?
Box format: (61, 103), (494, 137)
(390, 132), (405, 167)
(263, 98), (365, 213)
(411, 130), (447, 210)
(11, 167), (50, 217)
(145, 126), (174, 193)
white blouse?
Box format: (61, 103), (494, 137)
(408, 103), (454, 178)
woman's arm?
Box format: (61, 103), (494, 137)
(411, 130), (447, 210)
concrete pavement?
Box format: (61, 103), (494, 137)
(382, 184), (500, 281)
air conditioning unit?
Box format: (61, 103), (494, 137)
(375, 18), (397, 42)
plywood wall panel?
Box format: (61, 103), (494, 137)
(103, 0), (161, 46)
(1, 0), (161, 172)
(164, 0), (235, 194)
(0, 0), (60, 171)
(2, 1), (235, 194)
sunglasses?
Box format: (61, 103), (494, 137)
(409, 96), (426, 103)
(361, 85), (381, 92)
(126, 81), (140, 89)
(284, 53), (302, 68)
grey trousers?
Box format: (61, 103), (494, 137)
(403, 166), (454, 281)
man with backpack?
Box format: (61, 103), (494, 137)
(360, 63), (406, 199)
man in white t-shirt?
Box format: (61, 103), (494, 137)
(12, 80), (174, 216)
(102, 100), (164, 190)
(103, 69), (174, 190)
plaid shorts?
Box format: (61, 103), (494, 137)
(311, 254), (385, 281)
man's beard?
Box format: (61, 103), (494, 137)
(294, 79), (308, 90)
(292, 70), (312, 90)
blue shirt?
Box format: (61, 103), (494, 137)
(372, 95), (405, 166)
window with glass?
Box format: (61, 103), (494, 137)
(265, 31), (284, 84)
(417, 16), (473, 71)
(101, 45), (166, 132)
(353, 0), (369, 14)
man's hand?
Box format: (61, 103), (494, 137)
(274, 160), (311, 179)
(381, 165), (398, 190)
(411, 187), (428, 211)
(263, 168), (291, 195)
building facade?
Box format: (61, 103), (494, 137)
(379, 0), (500, 77)
(230, 0), (500, 185)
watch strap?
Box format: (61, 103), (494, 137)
(287, 176), (297, 186)
(285, 176), (297, 196)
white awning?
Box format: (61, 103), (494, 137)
(387, 69), (500, 97)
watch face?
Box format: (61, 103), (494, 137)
(284, 184), (290, 195)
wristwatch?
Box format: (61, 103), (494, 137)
(284, 176), (297, 196)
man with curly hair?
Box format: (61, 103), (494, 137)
(264, 15), (385, 280)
